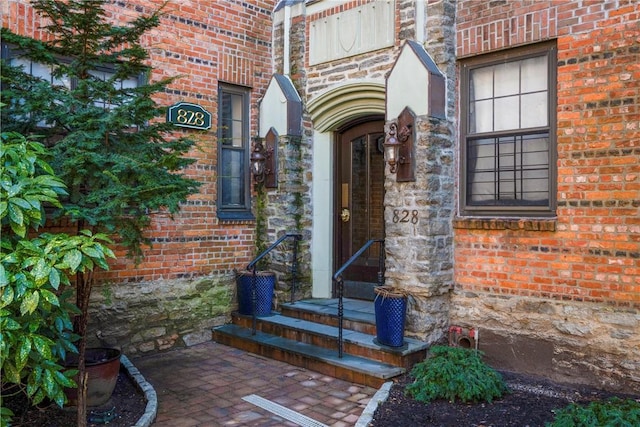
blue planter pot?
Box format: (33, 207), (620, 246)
(236, 271), (275, 317)
(374, 286), (407, 347)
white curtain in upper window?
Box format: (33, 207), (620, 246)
(469, 55), (548, 134)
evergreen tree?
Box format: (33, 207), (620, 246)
(1, 0), (200, 258)
(1, 1), (201, 425)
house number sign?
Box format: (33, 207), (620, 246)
(167, 102), (211, 130)
(392, 209), (419, 224)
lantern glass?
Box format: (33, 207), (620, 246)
(250, 149), (265, 178)
(384, 136), (399, 166)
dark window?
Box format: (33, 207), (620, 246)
(217, 84), (252, 220)
(460, 42), (557, 216)
(2, 43), (143, 124)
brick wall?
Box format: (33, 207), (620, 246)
(453, 0), (639, 392)
(2, 0), (276, 354)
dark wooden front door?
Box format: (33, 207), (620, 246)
(335, 120), (385, 300)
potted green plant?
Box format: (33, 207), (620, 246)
(374, 285), (409, 347)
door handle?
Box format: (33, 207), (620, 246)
(340, 208), (350, 222)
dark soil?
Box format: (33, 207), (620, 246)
(4, 369), (146, 427)
(370, 371), (639, 427)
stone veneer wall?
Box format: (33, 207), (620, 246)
(384, 114), (456, 343)
(88, 276), (234, 356)
(263, 134), (314, 304)
(384, 0), (457, 344)
(452, 0), (639, 393)
(266, 3), (314, 303)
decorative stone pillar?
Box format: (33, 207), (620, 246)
(258, 74), (311, 301)
(384, 37), (455, 343)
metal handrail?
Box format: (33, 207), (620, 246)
(332, 238), (385, 358)
(247, 232), (302, 334)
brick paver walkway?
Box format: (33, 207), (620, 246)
(133, 341), (378, 426)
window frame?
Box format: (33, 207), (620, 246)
(459, 42), (557, 217)
(216, 83), (253, 221)
(2, 43), (146, 122)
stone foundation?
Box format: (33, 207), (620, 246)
(405, 294), (450, 345)
(88, 275), (235, 356)
(451, 291), (640, 394)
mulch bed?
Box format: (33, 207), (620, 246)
(369, 371), (639, 427)
(4, 369), (146, 427)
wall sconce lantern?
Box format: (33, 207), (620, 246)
(250, 128), (278, 188)
(384, 107), (415, 182)
(250, 140), (266, 177)
(383, 122), (402, 173)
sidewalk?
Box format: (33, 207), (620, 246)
(133, 341), (379, 426)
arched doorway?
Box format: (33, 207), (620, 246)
(306, 81), (386, 298)
(335, 119), (385, 300)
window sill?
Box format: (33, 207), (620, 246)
(453, 217), (556, 231)
(217, 211), (255, 224)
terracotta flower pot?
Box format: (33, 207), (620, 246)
(65, 347), (121, 407)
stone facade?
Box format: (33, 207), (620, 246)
(88, 276), (234, 356)
(263, 132), (313, 302)
(272, 0), (458, 341)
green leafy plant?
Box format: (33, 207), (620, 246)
(548, 397), (640, 427)
(406, 345), (508, 404)
(1, 132), (114, 425)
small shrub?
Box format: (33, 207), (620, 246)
(405, 345), (508, 403)
(548, 397), (640, 427)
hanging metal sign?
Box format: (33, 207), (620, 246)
(167, 102), (211, 130)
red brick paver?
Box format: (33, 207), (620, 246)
(133, 341), (378, 426)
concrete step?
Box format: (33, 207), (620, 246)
(212, 323), (405, 388)
(231, 312), (428, 369)
(279, 299), (377, 335)
(213, 298), (429, 388)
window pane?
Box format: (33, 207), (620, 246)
(467, 134), (549, 206)
(220, 148), (245, 207)
(220, 92), (244, 147)
(521, 92), (548, 128)
(521, 56), (547, 92)
(493, 62), (520, 97)
(31, 61), (52, 81)
(470, 66), (494, 100)
(88, 68), (139, 109)
(468, 138), (496, 203)
(231, 121), (243, 147)
(121, 77), (138, 89)
(494, 96), (519, 131)
(89, 69), (109, 81)
(469, 53), (549, 134)
(470, 99), (493, 133)
(231, 94), (242, 119)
